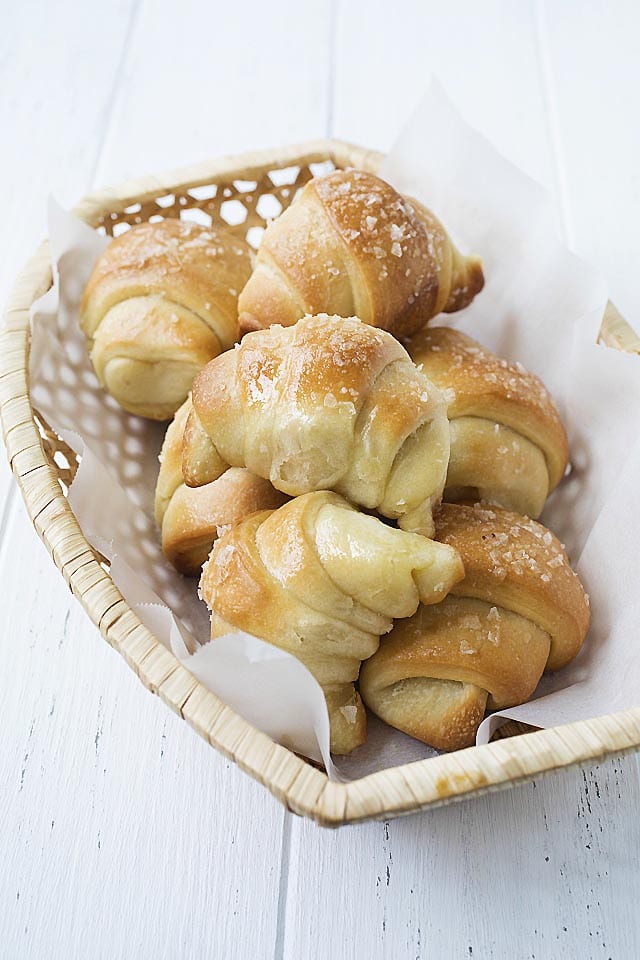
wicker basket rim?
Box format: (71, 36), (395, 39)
(2, 138), (640, 827)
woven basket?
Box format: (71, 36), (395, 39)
(3, 140), (640, 827)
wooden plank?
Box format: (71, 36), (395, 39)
(537, 0), (640, 326)
(0, 1), (333, 957)
(332, 0), (557, 192)
(283, 762), (640, 959)
(0, 0), (135, 521)
(0, 502), (286, 958)
(94, 0), (334, 183)
(282, 2), (640, 957)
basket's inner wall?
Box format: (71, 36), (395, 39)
(99, 160), (336, 242)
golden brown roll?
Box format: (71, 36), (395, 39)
(360, 503), (590, 752)
(80, 219), (253, 419)
(406, 327), (569, 517)
(182, 313), (451, 537)
(237, 169), (484, 339)
(200, 491), (464, 754)
(155, 398), (286, 575)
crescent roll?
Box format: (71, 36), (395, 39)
(155, 398), (286, 575)
(199, 491), (464, 754)
(360, 503), (590, 751)
(406, 327), (569, 517)
(182, 313), (451, 537)
(80, 219), (253, 420)
(237, 169), (484, 339)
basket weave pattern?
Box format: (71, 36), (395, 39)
(2, 140), (640, 826)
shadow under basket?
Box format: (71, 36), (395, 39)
(2, 140), (640, 827)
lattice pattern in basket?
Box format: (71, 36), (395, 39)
(97, 159), (336, 246)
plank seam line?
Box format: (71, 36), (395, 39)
(325, 0), (338, 138)
(533, 0), (574, 246)
(85, 0), (144, 191)
(273, 810), (293, 960)
(0, 483), (17, 566)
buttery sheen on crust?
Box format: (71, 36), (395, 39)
(406, 326), (569, 517)
(182, 314), (451, 537)
(237, 169), (484, 339)
(80, 219), (253, 419)
(199, 491), (464, 754)
(154, 398), (286, 575)
(360, 503), (590, 752)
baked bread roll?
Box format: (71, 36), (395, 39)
(182, 313), (451, 537)
(80, 219), (253, 420)
(406, 327), (569, 517)
(155, 398), (286, 575)
(237, 169), (484, 339)
(360, 502), (590, 752)
(199, 491), (464, 754)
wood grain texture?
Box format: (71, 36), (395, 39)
(283, 763), (640, 959)
(332, 0), (557, 193)
(94, 0), (334, 182)
(0, 0), (136, 523)
(536, 0), (640, 327)
(0, 504), (285, 959)
(1, 0), (640, 957)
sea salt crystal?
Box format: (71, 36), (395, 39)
(339, 705), (358, 724)
(391, 242), (402, 258)
(461, 615), (482, 630)
(459, 639), (476, 655)
(365, 215), (377, 230)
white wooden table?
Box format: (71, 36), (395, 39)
(2, 2), (639, 957)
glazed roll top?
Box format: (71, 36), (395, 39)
(182, 314), (451, 537)
(155, 398), (286, 575)
(237, 169), (484, 339)
(80, 219), (253, 419)
(360, 502), (590, 751)
(199, 491), (464, 754)
(406, 327), (569, 517)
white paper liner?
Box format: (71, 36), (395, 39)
(28, 81), (640, 779)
